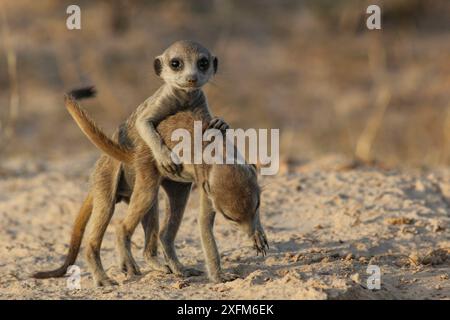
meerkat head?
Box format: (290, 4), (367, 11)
(154, 40), (218, 91)
(206, 165), (261, 237)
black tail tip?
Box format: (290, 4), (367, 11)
(32, 268), (67, 279)
(67, 86), (97, 100)
(31, 272), (47, 279)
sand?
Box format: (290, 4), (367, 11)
(0, 154), (449, 299)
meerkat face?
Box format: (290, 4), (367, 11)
(213, 194), (260, 237)
(207, 165), (260, 237)
(154, 40), (218, 91)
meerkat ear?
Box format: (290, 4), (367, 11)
(154, 57), (163, 76)
(213, 57), (218, 74)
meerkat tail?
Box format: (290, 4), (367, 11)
(68, 86), (97, 100)
(32, 194), (93, 279)
(64, 95), (133, 164)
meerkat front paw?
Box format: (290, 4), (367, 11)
(253, 229), (269, 256)
(211, 272), (240, 283)
(157, 147), (183, 175)
(209, 117), (229, 131)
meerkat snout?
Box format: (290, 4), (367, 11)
(208, 165), (260, 233)
(186, 75), (198, 85)
(153, 40), (218, 91)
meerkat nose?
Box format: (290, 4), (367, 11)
(187, 75), (198, 84)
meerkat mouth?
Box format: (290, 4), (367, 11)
(181, 84), (201, 89)
(221, 211), (240, 224)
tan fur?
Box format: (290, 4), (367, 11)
(65, 96), (133, 164)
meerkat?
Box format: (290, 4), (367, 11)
(33, 41), (268, 286)
(33, 93), (268, 286)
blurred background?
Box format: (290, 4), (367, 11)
(0, 0), (449, 169)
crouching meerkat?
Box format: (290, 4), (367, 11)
(33, 41), (268, 286)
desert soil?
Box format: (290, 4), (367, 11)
(0, 154), (449, 299)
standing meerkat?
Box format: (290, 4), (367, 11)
(33, 41), (268, 286)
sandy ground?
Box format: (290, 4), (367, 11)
(0, 154), (449, 300)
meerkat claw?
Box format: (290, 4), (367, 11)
(253, 230), (268, 256)
(209, 117), (229, 131)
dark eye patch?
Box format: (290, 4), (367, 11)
(197, 57), (210, 71)
(170, 58), (183, 71)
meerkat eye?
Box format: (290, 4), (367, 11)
(197, 57), (210, 71)
(170, 58), (183, 71)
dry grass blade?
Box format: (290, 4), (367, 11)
(354, 32), (391, 163)
(0, 3), (19, 151)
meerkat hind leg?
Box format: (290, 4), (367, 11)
(141, 199), (171, 273)
(159, 179), (202, 277)
(116, 173), (160, 278)
(85, 192), (118, 286)
(84, 157), (123, 287)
